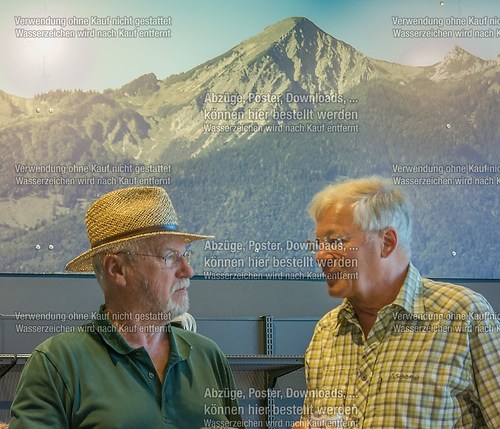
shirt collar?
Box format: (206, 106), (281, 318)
(335, 263), (424, 327)
(91, 305), (135, 355)
(391, 262), (424, 315)
(91, 305), (192, 363)
(337, 299), (355, 323)
(168, 326), (192, 362)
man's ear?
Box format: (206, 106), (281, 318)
(380, 227), (398, 258)
(102, 254), (127, 288)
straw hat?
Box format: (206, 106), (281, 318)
(65, 187), (212, 272)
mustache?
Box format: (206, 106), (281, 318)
(172, 278), (190, 293)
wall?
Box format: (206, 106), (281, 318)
(1, 275), (499, 424)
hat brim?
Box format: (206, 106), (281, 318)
(65, 230), (213, 272)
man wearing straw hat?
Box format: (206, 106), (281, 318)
(10, 187), (243, 428)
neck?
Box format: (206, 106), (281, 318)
(105, 305), (170, 346)
(350, 260), (410, 336)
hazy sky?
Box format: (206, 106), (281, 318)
(1, 0), (498, 97)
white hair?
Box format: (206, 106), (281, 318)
(92, 239), (143, 287)
(308, 176), (412, 256)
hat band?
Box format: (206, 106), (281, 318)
(92, 224), (179, 248)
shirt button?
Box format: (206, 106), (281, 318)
(148, 372), (155, 379)
(360, 374), (367, 381)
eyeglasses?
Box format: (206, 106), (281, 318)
(307, 233), (358, 253)
(117, 249), (193, 268)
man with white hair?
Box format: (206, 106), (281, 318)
(295, 176), (500, 428)
(10, 187), (243, 428)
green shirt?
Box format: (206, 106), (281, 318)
(10, 307), (243, 428)
(302, 263), (500, 428)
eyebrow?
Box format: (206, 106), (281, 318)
(161, 246), (187, 254)
(316, 229), (341, 238)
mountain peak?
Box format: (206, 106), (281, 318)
(232, 16), (364, 91)
(444, 45), (478, 61)
(261, 16), (319, 34)
(235, 16), (325, 59)
(271, 16), (320, 32)
(430, 46), (486, 81)
(118, 73), (159, 97)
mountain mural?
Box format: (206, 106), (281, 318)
(0, 17), (499, 277)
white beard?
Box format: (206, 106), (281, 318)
(139, 278), (190, 321)
(166, 278), (190, 319)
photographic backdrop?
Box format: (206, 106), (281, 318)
(0, 0), (499, 278)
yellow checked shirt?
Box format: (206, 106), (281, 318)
(302, 264), (500, 428)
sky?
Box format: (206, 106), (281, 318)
(1, 0), (498, 98)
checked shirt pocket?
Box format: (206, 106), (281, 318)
(374, 363), (468, 425)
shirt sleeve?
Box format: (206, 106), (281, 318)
(468, 296), (500, 428)
(9, 350), (71, 429)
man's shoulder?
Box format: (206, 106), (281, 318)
(37, 323), (96, 350)
(170, 325), (225, 354)
(420, 277), (494, 314)
(33, 324), (100, 356)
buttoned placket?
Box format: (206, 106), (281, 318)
(346, 306), (394, 427)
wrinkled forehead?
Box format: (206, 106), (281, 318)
(315, 200), (357, 236)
